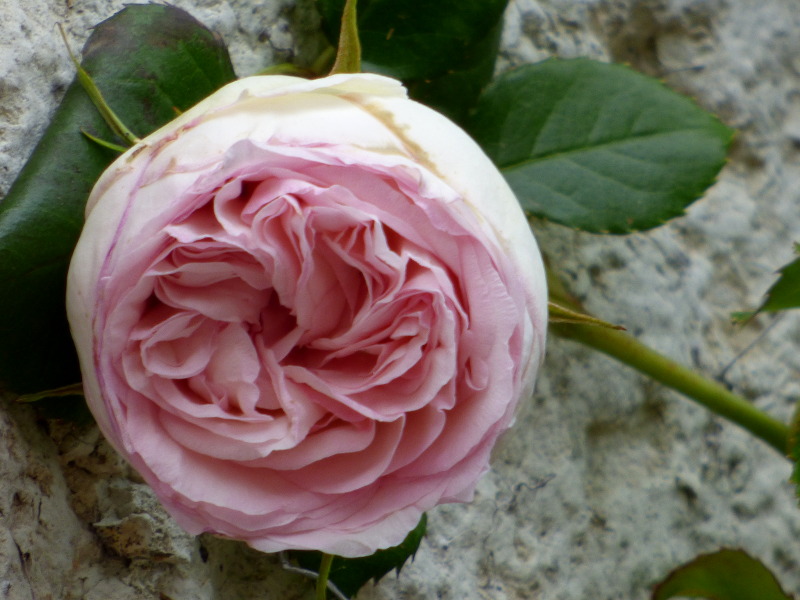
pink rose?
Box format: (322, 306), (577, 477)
(66, 73), (547, 557)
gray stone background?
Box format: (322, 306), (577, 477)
(2, 0), (800, 598)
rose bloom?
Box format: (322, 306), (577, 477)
(67, 73), (547, 557)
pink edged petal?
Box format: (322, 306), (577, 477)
(281, 365), (388, 422)
(261, 349), (331, 436)
(159, 410), (292, 460)
(211, 178), (252, 240)
(247, 474), (452, 556)
(251, 420), (376, 470)
(152, 258), (271, 324)
(281, 419), (405, 494)
(399, 371), (515, 478)
(124, 408), (322, 519)
(169, 482), (379, 546)
(383, 405), (447, 474)
(246, 502), (428, 556)
(136, 310), (218, 379)
(149, 376), (264, 421)
(203, 323), (261, 409)
(157, 245), (271, 290)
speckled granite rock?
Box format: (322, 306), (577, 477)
(2, 1), (800, 598)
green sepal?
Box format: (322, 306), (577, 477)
(315, 0), (507, 124)
(548, 300), (624, 330)
(58, 24), (140, 145)
(80, 130), (129, 154)
(329, 0), (361, 74)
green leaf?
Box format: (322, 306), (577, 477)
(651, 549), (793, 600)
(405, 14), (504, 124)
(0, 5), (236, 394)
(315, 0), (507, 123)
(291, 514), (426, 599)
(467, 58), (734, 233)
(760, 251), (800, 313)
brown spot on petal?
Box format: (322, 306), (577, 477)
(342, 94), (446, 181)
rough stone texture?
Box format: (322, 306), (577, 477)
(2, 0), (800, 598)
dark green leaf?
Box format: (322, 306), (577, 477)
(760, 250), (800, 313)
(291, 514), (426, 599)
(468, 58), (733, 233)
(0, 5), (236, 394)
(315, 0), (507, 123)
(316, 0), (506, 79)
(651, 549), (793, 600)
(405, 15), (504, 124)
(33, 395), (94, 426)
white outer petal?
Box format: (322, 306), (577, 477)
(85, 73), (407, 214)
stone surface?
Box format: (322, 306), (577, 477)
(2, 0), (800, 598)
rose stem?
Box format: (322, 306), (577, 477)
(549, 321), (790, 455)
(316, 553), (335, 600)
(546, 267), (790, 456)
